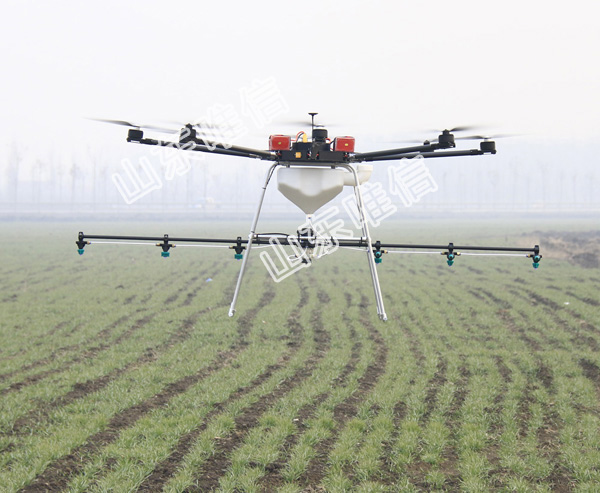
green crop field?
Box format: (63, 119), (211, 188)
(0, 219), (599, 492)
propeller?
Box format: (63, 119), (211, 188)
(440, 126), (477, 133)
(279, 112), (338, 129)
(87, 118), (180, 134)
(454, 133), (518, 141)
(281, 120), (336, 128)
(383, 125), (488, 145)
(426, 125), (485, 134)
(164, 120), (223, 131)
(381, 138), (436, 145)
(88, 118), (224, 136)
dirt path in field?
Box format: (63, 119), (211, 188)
(4, 261), (229, 390)
(533, 362), (573, 491)
(8, 313), (163, 433)
(179, 260), (228, 307)
(433, 363), (471, 491)
(0, 315), (130, 385)
(496, 308), (544, 352)
(11, 264), (236, 426)
(258, 298), (363, 490)
(388, 353), (450, 489)
(0, 314), (148, 396)
(295, 294), (389, 489)
(422, 355), (449, 422)
(379, 294), (425, 480)
(187, 304), (331, 492)
(508, 284), (600, 350)
(19, 285), (270, 493)
(136, 281), (310, 492)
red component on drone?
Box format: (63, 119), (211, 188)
(333, 136), (355, 153)
(268, 135), (292, 151)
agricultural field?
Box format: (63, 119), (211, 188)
(0, 218), (599, 492)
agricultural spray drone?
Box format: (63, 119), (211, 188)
(77, 113), (542, 321)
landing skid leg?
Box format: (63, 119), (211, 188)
(339, 164), (387, 321)
(229, 164), (278, 317)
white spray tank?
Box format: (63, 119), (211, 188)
(277, 164), (373, 215)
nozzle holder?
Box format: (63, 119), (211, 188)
(527, 245), (542, 268)
(156, 234), (175, 257)
(229, 236), (245, 259)
(76, 232), (89, 254)
(527, 245), (542, 269)
(442, 243), (460, 266)
(373, 240), (386, 264)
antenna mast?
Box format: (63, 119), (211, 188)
(309, 112), (318, 133)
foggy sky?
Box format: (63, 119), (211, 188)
(1, 1), (599, 213)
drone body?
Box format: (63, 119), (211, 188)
(79, 114), (541, 321)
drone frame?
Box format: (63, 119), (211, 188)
(77, 121), (541, 321)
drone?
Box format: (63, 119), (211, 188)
(77, 113), (542, 321)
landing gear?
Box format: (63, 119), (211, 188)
(227, 162), (388, 321)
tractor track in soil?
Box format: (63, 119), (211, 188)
(159, 262), (215, 305)
(0, 315), (131, 384)
(164, 273), (201, 305)
(0, 314), (150, 397)
(476, 287), (553, 350)
(534, 359), (569, 490)
(401, 355), (451, 490)
(19, 287), (272, 493)
(539, 405), (572, 491)
(379, 301), (426, 482)
(185, 306), (331, 492)
(565, 291), (600, 307)
(135, 281), (309, 492)
(486, 354), (513, 488)
(436, 363), (471, 491)
(297, 295), (388, 489)
(136, 358), (295, 492)
(3, 314), (164, 437)
(494, 355), (513, 384)
(496, 307), (544, 352)
(9, 311), (198, 436)
(257, 309), (362, 491)
(381, 400), (408, 480)
(178, 261), (227, 307)
(422, 355), (449, 422)
(5, 263), (231, 398)
(509, 285), (600, 346)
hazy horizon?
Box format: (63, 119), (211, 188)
(1, 1), (599, 218)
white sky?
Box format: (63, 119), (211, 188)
(1, 0), (599, 205)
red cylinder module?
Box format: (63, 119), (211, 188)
(269, 135), (291, 151)
(333, 136), (355, 152)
